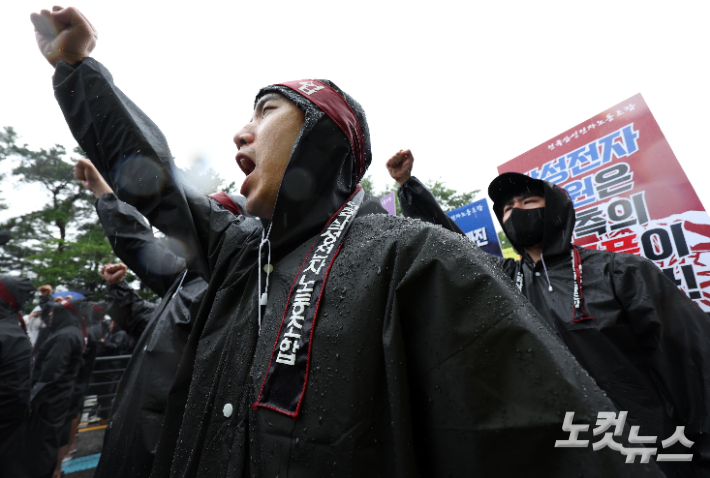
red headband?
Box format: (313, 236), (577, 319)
(276, 80), (366, 183)
(0, 280), (28, 335)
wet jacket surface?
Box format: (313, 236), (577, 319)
(68, 300), (104, 418)
(0, 276), (35, 476)
(93, 193), (207, 478)
(20, 302), (84, 477)
(0, 307), (32, 457)
(398, 177), (464, 235)
(53, 58), (664, 477)
(402, 175), (710, 475)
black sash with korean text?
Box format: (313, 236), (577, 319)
(255, 188), (364, 418)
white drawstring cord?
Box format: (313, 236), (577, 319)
(257, 222), (274, 334)
(540, 253), (554, 292)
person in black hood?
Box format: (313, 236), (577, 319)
(390, 150), (710, 476)
(0, 275), (35, 475)
(488, 171), (710, 477)
(34, 6), (666, 477)
(16, 299), (85, 478)
(59, 299), (104, 459)
(75, 157), (250, 478)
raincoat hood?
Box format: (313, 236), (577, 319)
(48, 299), (84, 332)
(254, 80), (371, 253)
(77, 300), (106, 326)
(0, 275), (35, 317)
(490, 172), (575, 259)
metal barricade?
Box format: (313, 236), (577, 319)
(79, 354), (132, 427)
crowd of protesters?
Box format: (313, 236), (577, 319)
(2, 5), (710, 478)
(0, 270), (146, 478)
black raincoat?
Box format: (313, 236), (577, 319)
(93, 193), (208, 478)
(20, 301), (84, 477)
(67, 300), (104, 421)
(401, 174), (710, 476)
(0, 276), (35, 471)
(52, 58), (664, 477)
(494, 179), (710, 477)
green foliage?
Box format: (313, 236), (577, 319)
(358, 174), (479, 216)
(424, 179), (479, 213)
(0, 127), (126, 302)
(497, 230), (512, 250)
(358, 176), (376, 196)
(181, 160), (233, 195)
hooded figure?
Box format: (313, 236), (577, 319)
(398, 169), (710, 474)
(487, 172), (710, 477)
(16, 299), (85, 478)
(0, 275), (35, 466)
(90, 191), (246, 478)
(67, 300), (104, 421)
(51, 56), (666, 477)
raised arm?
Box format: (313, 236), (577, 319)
(385, 149), (465, 235)
(32, 6), (250, 280)
(75, 158), (186, 297)
(100, 263), (155, 339)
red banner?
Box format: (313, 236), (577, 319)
(498, 94), (710, 311)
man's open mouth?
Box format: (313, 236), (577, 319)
(236, 152), (256, 176)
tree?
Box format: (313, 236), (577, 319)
(497, 230), (512, 250)
(0, 127), (130, 304)
(180, 159), (237, 195)
(359, 174), (479, 216)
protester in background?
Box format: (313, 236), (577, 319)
(33, 284), (55, 352)
(23, 306), (46, 346)
(386, 149), (466, 234)
(35, 6), (664, 476)
(92, 315), (132, 420)
(21, 300), (84, 478)
(75, 157), (248, 478)
(58, 299), (104, 464)
(488, 172), (710, 476)
(0, 275), (35, 477)
(388, 149), (710, 476)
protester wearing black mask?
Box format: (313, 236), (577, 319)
(490, 172), (710, 477)
(391, 149), (710, 475)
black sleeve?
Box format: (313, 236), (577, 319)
(52, 58), (249, 281)
(389, 225), (661, 475)
(96, 193), (186, 298)
(397, 177), (465, 235)
(29, 334), (76, 406)
(612, 254), (710, 455)
(0, 329), (32, 429)
(104, 281), (156, 339)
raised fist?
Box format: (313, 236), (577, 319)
(73, 158), (113, 198)
(386, 149), (414, 187)
(30, 6), (97, 67)
(38, 284), (53, 296)
(101, 263), (128, 285)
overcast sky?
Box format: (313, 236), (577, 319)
(2, 1), (709, 229)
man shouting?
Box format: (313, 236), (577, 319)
(32, 6), (662, 477)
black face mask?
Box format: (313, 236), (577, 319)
(503, 207), (545, 247)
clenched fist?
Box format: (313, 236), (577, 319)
(101, 263), (128, 285)
(386, 149), (414, 187)
(73, 158), (113, 198)
(30, 6), (97, 67)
